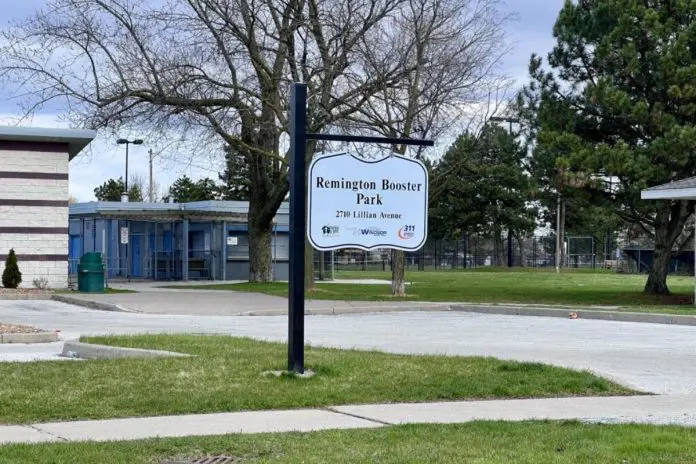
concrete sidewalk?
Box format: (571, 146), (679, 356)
(3, 394), (696, 445)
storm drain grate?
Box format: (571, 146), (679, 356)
(161, 456), (242, 464)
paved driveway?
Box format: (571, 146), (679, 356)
(3, 300), (696, 394)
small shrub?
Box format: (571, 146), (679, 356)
(2, 249), (22, 289)
(32, 277), (49, 290)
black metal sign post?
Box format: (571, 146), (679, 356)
(288, 83), (308, 374)
(287, 82), (434, 374)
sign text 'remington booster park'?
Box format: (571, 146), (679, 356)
(307, 152), (428, 251)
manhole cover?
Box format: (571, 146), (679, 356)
(161, 456), (242, 464)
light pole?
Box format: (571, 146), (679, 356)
(489, 116), (520, 268)
(116, 138), (144, 199)
(116, 138), (143, 282)
(489, 116), (519, 134)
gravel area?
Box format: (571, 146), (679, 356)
(0, 323), (44, 334)
(0, 289), (52, 296)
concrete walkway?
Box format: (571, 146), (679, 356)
(3, 394), (696, 445)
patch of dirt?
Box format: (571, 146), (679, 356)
(640, 294), (694, 306)
(0, 323), (44, 334)
(0, 288), (51, 295)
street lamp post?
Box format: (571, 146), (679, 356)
(489, 116), (520, 268)
(116, 138), (143, 283)
(116, 138), (144, 199)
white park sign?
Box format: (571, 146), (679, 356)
(307, 152), (428, 251)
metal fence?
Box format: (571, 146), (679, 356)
(313, 234), (626, 276)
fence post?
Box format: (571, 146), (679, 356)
(102, 228), (107, 288)
(533, 237), (537, 267)
(592, 237), (596, 269)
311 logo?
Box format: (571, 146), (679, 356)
(397, 225), (415, 240)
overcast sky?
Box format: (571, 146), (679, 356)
(0, 0), (564, 202)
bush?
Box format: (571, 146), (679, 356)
(32, 277), (49, 290)
(2, 249), (22, 289)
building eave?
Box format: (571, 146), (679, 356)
(0, 126), (97, 159)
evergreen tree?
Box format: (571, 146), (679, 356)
(429, 126), (537, 265)
(218, 145), (250, 201)
(94, 177), (143, 202)
(521, 0), (696, 293)
(2, 249), (22, 289)
(165, 175), (218, 203)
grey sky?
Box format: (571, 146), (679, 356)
(0, 0), (565, 202)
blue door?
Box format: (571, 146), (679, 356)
(68, 235), (81, 274)
(131, 236), (141, 278)
(162, 230), (173, 279)
(163, 231), (173, 252)
(148, 233), (155, 279)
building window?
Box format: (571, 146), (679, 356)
(227, 232), (249, 259)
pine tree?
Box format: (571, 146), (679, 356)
(218, 145), (250, 201)
(2, 249), (22, 289)
(521, 0), (696, 294)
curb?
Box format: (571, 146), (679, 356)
(50, 295), (129, 312)
(61, 340), (191, 360)
(243, 305), (450, 316)
(450, 304), (696, 326)
(44, 293), (696, 327)
(0, 332), (59, 344)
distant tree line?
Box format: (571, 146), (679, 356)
(94, 146), (250, 203)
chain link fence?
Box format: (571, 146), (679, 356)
(314, 234), (631, 276)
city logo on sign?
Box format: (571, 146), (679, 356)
(397, 225), (416, 240)
(321, 225), (339, 237)
(360, 227), (387, 237)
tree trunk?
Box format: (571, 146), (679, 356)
(560, 199), (566, 268)
(494, 229), (505, 266)
(644, 212), (674, 295)
(644, 201), (693, 294)
(391, 250), (406, 296)
(248, 212), (273, 282)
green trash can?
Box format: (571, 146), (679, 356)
(77, 252), (105, 293)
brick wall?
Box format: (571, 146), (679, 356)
(0, 145), (70, 289)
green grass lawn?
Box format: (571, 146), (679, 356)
(0, 335), (632, 424)
(168, 269), (696, 311)
(3, 421), (696, 463)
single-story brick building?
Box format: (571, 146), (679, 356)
(0, 126), (96, 288)
(69, 201), (290, 282)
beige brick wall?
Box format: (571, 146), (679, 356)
(0, 179), (69, 200)
(11, 261), (68, 289)
(0, 149), (68, 173)
(0, 206), (68, 227)
(0, 234), (68, 255)
(0, 148), (69, 288)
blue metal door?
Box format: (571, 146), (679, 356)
(68, 235), (81, 274)
(131, 236), (141, 278)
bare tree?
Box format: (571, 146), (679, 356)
(345, 0), (512, 295)
(0, 0), (419, 283)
